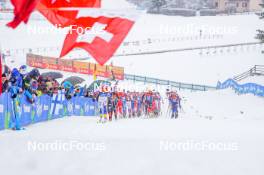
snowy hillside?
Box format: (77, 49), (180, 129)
(1, 13), (263, 86)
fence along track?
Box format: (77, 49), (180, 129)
(233, 65), (264, 82)
(124, 74), (216, 91)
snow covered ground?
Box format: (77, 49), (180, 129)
(1, 82), (264, 175)
(0, 114), (264, 175)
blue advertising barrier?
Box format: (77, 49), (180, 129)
(18, 95), (32, 127)
(74, 97), (84, 116)
(0, 93), (7, 130)
(82, 98), (97, 116)
(217, 79), (264, 97)
(64, 96), (75, 117)
(32, 95), (51, 123)
(0, 92), (97, 131)
(50, 91), (65, 119)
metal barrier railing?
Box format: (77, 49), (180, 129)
(124, 74), (217, 91)
(233, 65), (264, 81)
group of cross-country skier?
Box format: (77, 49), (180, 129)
(93, 86), (182, 123)
(94, 88), (163, 123)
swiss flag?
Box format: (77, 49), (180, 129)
(37, 2), (78, 27)
(60, 16), (135, 65)
(7, 0), (40, 28)
(44, 0), (101, 8)
(37, 0), (101, 27)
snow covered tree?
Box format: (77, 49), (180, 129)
(256, 2), (264, 43)
(151, 0), (166, 13)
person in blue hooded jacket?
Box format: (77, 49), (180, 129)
(169, 93), (181, 119)
(23, 68), (40, 90)
(8, 77), (23, 130)
(11, 68), (23, 89)
(19, 65), (28, 78)
(24, 80), (39, 104)
(62, 81), (74, 100)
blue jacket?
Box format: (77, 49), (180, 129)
(11, 68), (23, 88)
(9, 85), (20, 99)
(170, 98), (179, 111)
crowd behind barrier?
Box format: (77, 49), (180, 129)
(1, 63), (102, 130)
(217, 79), (264, 97)
(0, 91), (98, 131)
(1, 63), (167, 130)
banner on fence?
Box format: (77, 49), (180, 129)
(73, 61), (90, 74)
(26, 53), (125, 80)
(217, 79), (264, 96)
(42, 57), (59, 70)
(110, 66), (125, 80)
(27, 54), (45, 68)
(0, 92), (98, 131)
(94, 64), (108, 78)
(58, 59), (74, 72)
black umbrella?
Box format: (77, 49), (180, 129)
(62, 76), (85, 86)
(29, 68), (40, 78)
(41, 72), (63, 79)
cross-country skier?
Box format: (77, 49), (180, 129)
(112, 93), (118, 120)
(137, 93), (142, 117)
(145, 90), (154, 116)
(169, 93), (181, 119)
(121, 93), (127, 118)
(153, 92), (162, 117)
(117, 96), (123, 118)
(131, 93), (138, 117)
(107, 94), (115, 121)
(126, 93), (132, 118)
(97, 86), (110, 123)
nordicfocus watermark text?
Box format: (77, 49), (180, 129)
(160, 140), (238, 152)
(27, 140), (106, 152)
(26, 24), (108, 35)
(159, 24), (238, 35)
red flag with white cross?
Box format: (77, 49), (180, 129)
(7, 0), (102, 28)
(60, 10), (137, 65)
(7, 0), (40, 28)
(46, 0), (101, 8)
(37, 0), (101, 27)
